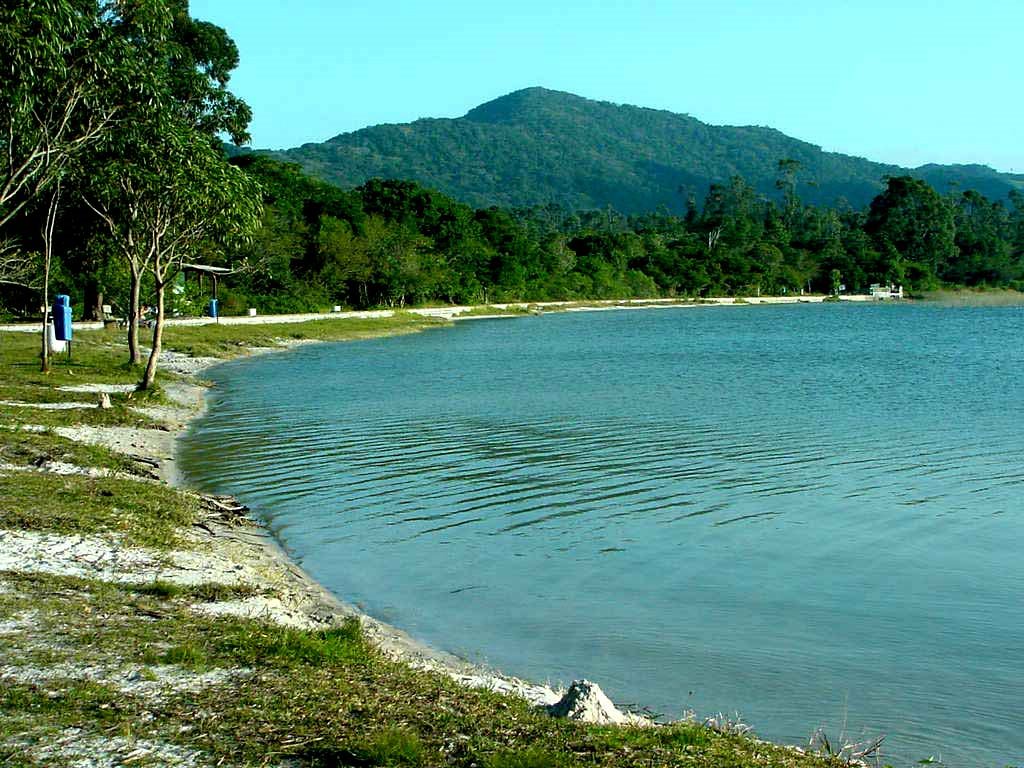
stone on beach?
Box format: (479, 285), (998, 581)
(546, 679), (648, 726)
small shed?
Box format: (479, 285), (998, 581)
(182, 263), (232, 302)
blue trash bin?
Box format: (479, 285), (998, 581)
(207, 299), (218, 318)
(53, 295), (72, 341)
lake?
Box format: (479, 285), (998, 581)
(179, 304), (1024, 767)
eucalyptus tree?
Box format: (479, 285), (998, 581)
(81, 0), (254, 365)
(0, 1), (125, 242)
(1, 0), (150, 368)
(88, 118), (261, 389)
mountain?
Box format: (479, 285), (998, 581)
(264, 88), (1024, 213)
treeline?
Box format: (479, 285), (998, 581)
(211, 157), (1024, 313)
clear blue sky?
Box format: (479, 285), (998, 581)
(190, 0), (1023, 172)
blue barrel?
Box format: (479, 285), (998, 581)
(207, 298), (218, 318)
(53, 295), (72, 341)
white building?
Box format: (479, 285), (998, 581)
(869, 283), (904, 300)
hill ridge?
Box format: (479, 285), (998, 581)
(263, 89), (1022, 212)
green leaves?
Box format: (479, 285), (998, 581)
(865, 176), (958, 285)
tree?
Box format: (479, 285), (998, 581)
(39, 182), (63, 373)
(88, 121), (261, 388)
(0, 0), (138, 282)
(865, 176), (957, 286)
(0, 247), (38, 292)
(317, 214), (372, 304)
(775, 158), (802, 230)
(830, 268), (842, 296)
(165, 4), (251, 145)
(1, 1), (165, 370)
(363, 217), (433, 307)
(81, 0), (254, 365)
(950, 190), (1015, 285)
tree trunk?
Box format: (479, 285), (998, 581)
(41, 278), (50, 374)
(92, 287), (104, 322)
(127, 263), (141, 365)
(140, 278), (165, 390)
(39, 184), (60, 373)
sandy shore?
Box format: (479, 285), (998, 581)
(0, 293), (876, 334)
(153, 344), (573, 707)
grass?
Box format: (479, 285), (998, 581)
(0, 430), (143, 475)
(0, 326), (152, 388)
(0, 566), (846, 768)
(0, 400), (164, 430)
(0, 472), (197, 548)
(485, 746), (571, 768)
(159, 312), (446, 358)
(129, 579), (262, 602)
(0, 325), (171, 434)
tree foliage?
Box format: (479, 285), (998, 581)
(0, 0), (260, 387)
(191, 161), (1024, 316)
(0, 0), (143, 262)
(268, 87), (1024, 214)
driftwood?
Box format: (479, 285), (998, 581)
(127, 453), (160, 468)
(194, 493), (255, 532)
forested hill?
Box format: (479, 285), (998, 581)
(261, 88), (1023, 213)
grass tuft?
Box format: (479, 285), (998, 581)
(216, 619), (370, 667)
(350, 727), (427, 767)
(130, 580), (260, 602)
(131, 580), (183, 599)
(486, 745), (569, 768)
(154, 642), (210, 669)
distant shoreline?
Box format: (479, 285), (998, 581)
(0, 292), (886, 334)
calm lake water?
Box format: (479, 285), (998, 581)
(180, 304), (1024, 767)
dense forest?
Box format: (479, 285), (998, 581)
(7, 135), (1024, 323)
(264, 87), (1024, 213)
(163, 156), (1024, 314)
(3, 3), (1024, 385)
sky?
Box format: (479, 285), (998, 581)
(190, 0), (1023, 173)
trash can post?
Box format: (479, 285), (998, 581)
(52, 294), (73, 362)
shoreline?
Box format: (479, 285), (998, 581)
(0, 293), (879, 334)
(0, 302), (873, 765)
(161, 323), (574, 709)
(156, 297), (899, 722)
